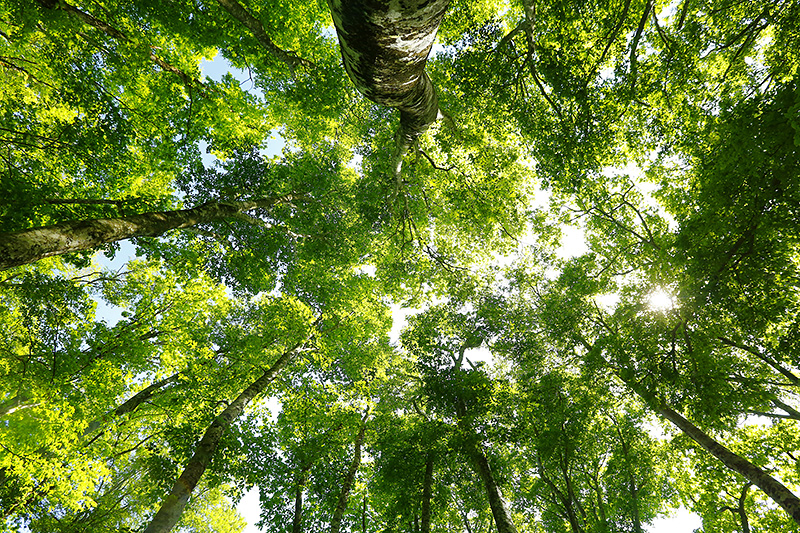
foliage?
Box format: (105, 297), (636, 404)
(2, 0), (799, 531)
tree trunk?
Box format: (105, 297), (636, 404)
(292, 466), (311, 533)
(464, 441), (518, 533)
(654, 403), (800, 525)
(330, 409), (369, 533)
(143, 342), (306, 533)
(362, 495), (368, 533)
(327, 0), (449, 162)
(0, 195), (297, 270)
(612, 420), (643, 533)
(421, 453), (434, 533)
(0, 393), (31, 417)
(215, 0), (311, 71)
(83, 372), (182, 437)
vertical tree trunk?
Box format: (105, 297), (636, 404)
(0, 196), (296, 270)
(362, 494), (368, 533)
(144, 341), (306, 533)
(327, 0), (450, 173)
(420, 454), (434, 533)
(330, 409), (369, 533)
(612, 421), (643, 533)
(464, 441), (519, 533)
(292, 466), (311, 533)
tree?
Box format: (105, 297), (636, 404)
(4, 0), (800, 531)
(328, 0), (450, 174)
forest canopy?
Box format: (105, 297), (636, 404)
(1, 0), (799, 532)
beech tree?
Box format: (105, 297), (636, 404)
(3, 0), (799, 532)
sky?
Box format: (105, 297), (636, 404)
(86, 45), (706, 533)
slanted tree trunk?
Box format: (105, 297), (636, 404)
(327, 0), (450, 178)
(144, 339), (310, 533)
(464, 440), (518, 533)
(330, 409), (369, 533)
(83, 372), (182, 437)
(617, 369), (800, 526)
(421, 453), (434, 533)
(654, 403), (800, 525)
(0, 393), (31, 417)
(0, 195), (298, 270)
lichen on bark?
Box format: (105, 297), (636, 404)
(328, 0), (450, 170)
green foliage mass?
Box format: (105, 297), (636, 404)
(1, 0), (799, 531)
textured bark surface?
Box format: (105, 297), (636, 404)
(327, 0), (449, 150)
(143, 345), (302, 533)
(330, 411), (369, 533)
(0, 195), (296, 270)
(655, 404), (800, 526)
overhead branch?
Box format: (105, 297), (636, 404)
(0, 194), (304, 270)
(585, 0), (633, 86)
(717, 336), (800, 386)
(51, 1), (212, 96)
(521, 0), (564, 120)
(214, 0), (313, 74)
(628, 0), (654, 92)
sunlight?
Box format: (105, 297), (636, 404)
(648, 289), (674, 311)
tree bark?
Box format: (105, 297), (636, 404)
(464, 440), (518, 533)
(214, 0), (312, 72)
(330, 409), (369, 533)
(653, 403), (800, 525)
(292, 466), (310, 533)
(83, 372), (182, 436)
(143, 340), (308, 533)
(612, 420), (643, 533)
(327, 0), (449, 164)
(421, 453), (434, 533)
(0, 393), (31, 417)
(0, 195), (298, 270)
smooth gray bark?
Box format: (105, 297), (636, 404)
(327, 0), (449, 175)
(0, 195), (298, 270)
(143, 340), (309, 533)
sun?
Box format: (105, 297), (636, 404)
(648, 289), (674, 311)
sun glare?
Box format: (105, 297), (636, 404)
(648, 289), (674, 311)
